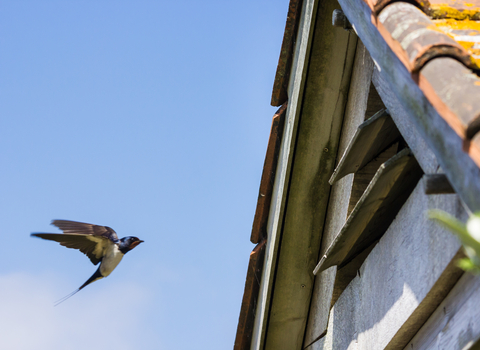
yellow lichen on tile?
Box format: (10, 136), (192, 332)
(434, 18), (480, 30)
(470, 55), (480, 68)
(430, 4), (480, 19)
(434, 19), (480, 68)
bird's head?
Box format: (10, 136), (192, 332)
(119, 236), (144, 254)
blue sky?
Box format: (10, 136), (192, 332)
(0, 1), (288, 349)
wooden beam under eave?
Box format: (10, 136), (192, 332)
(262, 0), (357, 348)
(338, 0), (480, 212)
(314, 148), (423, 274)
(329, 109), (400, 184)
(250, 0), (319, 348)
(424, 174), (455, 195)
(303, 40), (378, 347)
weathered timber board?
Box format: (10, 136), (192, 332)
(329, 109), (400, 184)
(372, 68), (439, 174)
(329, 240), (377, 308)
(262, 1), (358, 348)
(404, 272), (480, 350)
(347, 142), (398, 216)
(365, 83), (385, 121)
(303, 39), (372, 348)
(305, 335), (326, 350)
(250, 0), (318, 347)
(424, 174), (455, 195)
(308, 180), (465, 350)
(314, 148), (423, 274)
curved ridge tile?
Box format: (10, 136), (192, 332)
(372, 0), (429, 16)
(379, 2), (475, 72)
(421, 57), (480, 140)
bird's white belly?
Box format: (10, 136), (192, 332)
(100, 244), (124, 277)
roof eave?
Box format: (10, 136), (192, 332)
(339, 0), (480, 211)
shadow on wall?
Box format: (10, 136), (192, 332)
(323, 179), (466, 349)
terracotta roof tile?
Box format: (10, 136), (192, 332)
(378, 2), (476, 72)
(434, 19), (480, 66)
(372, 0), (427, 15)
(271, 0), (303, 107)
(234, 240), (266, 350)
(250, 103), (287, 244)
(365, 0), (480, 164)
(421, 57), (480, 140)
(371, 0), (480, 18)
(429, 0), (480, 19)
(234, 104), (286, 347)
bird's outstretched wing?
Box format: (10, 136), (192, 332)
(31, 220), (118, 265)
(51, 220), (119, 241)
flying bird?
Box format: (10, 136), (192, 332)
(31, 220), (144, 305)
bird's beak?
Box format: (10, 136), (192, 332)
(130, 240), (144, 249)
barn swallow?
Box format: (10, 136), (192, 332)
(31, 220), (144, 305)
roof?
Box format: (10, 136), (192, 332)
(340, 0), (480, 210)
(235, 0), (480, 349)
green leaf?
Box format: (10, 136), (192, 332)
(457, 258), (480, 274)
(428, 209), (480, 253)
